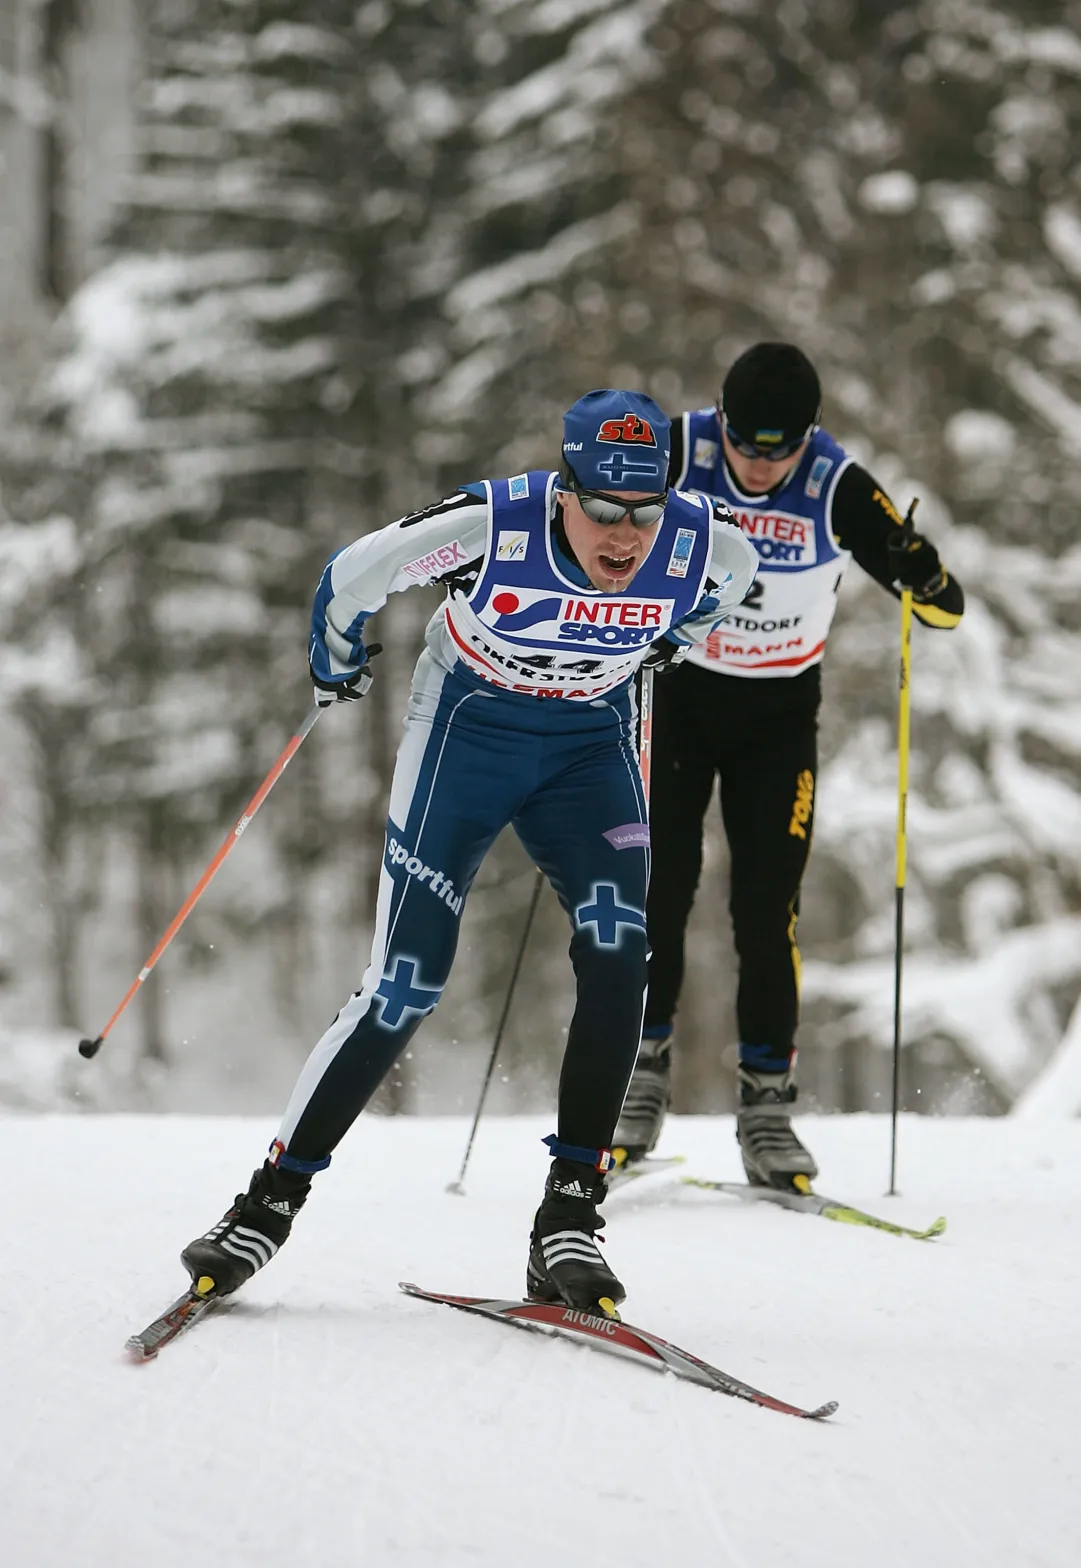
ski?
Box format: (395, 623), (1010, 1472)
(126, 1277), (221, 1360)
(606, 1152), (686, 1192)
(400, 1282), (837, 1420)
(682, 1176), (946, 1241)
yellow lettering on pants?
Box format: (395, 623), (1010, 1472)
(788, 769), (815, 840)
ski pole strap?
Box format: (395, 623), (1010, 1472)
(542, 1134), (615, 1173)
(268, 1141), (332, 1175)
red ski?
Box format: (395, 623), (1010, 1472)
(126, 1280), (221, 1360)
(399, 1283), (837, 1420)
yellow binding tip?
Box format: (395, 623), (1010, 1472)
(610, 1147), (629, 1169)
(596, 1297), (620, 1320)
(195, 1276), (216, 1297)
(793, 1175), (813, 1196)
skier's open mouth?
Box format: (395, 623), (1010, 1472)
(600, 554), (635, 576)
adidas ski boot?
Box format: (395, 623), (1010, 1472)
(736, 1066), (819, 1190)
(612, 1035), (672, 1161)
(527, 1158), (626, 1313)
(181, 1161), (311, 1296)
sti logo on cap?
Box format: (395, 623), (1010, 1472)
(597, 414), (657, 446)
(754, 429), (785, 446)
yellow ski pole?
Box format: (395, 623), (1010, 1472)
(888, 499), (917, 1195)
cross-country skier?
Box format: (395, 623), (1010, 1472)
(613, 343), (965, 1188)
(181, 390), (757, 1313)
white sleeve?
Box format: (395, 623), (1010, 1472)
(669, 499), (758, 650)
(704, 499), (758, 609)
(311, 491), (489, 679)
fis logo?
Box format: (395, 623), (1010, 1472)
(597, 413), (657, 445)
(496, 530), (529, 562)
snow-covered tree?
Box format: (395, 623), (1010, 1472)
(3, 0), (1080, 1115)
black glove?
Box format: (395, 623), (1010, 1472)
(641, 636), (687, 672)
(311, 643), (383, 705)
(886, 531), (945, 600)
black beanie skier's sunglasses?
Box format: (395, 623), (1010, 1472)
(720, 411), (817, 463)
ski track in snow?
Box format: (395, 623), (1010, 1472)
(4, 1112), (1081, 1567)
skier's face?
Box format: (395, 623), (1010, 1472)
(722, 430), (808, 495)
(557, 490), (663, 592)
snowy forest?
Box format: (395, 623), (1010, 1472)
(1, 0), (1080, 1122)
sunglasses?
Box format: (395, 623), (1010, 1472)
(568, 481), (668, 529)
(720, 413), (815, 464)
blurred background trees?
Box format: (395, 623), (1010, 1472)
(1, 0), (1079, 1118)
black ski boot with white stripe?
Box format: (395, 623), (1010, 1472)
(181, 1163), (310, 1296)
(526, 1158), (625, 1312)
(613, 1036), (672, 1161)
(737, 1066), (819, 1190)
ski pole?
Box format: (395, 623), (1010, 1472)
(888, 499), (917, 1194)
(446, 867), (545, 1194)
(638, 663), (655, 812)
(78, 702), (325, 1059)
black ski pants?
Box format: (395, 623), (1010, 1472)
(643, 660), (820, 1071)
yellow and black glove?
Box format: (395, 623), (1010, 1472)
(886, 530), (945, 601)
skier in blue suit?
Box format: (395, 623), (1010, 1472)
(182, 390), (758, 1313)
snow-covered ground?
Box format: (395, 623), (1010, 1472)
(5, 1112), (1080, 1566)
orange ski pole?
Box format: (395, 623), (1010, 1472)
(78, 703), (323, 1059)
(638, 663), (655, 811)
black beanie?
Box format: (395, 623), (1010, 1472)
(721, 342), (821, 446)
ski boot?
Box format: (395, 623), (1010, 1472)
(181, 1161), (311, 1297)
(736, 1065), (819, 1191)
(612, 1033), (672, 1162)
(527, 1156), (625, 1314)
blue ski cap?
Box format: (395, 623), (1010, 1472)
(561, 389), (671, 491)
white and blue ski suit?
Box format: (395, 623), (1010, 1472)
(274, 469), (757, 1173)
